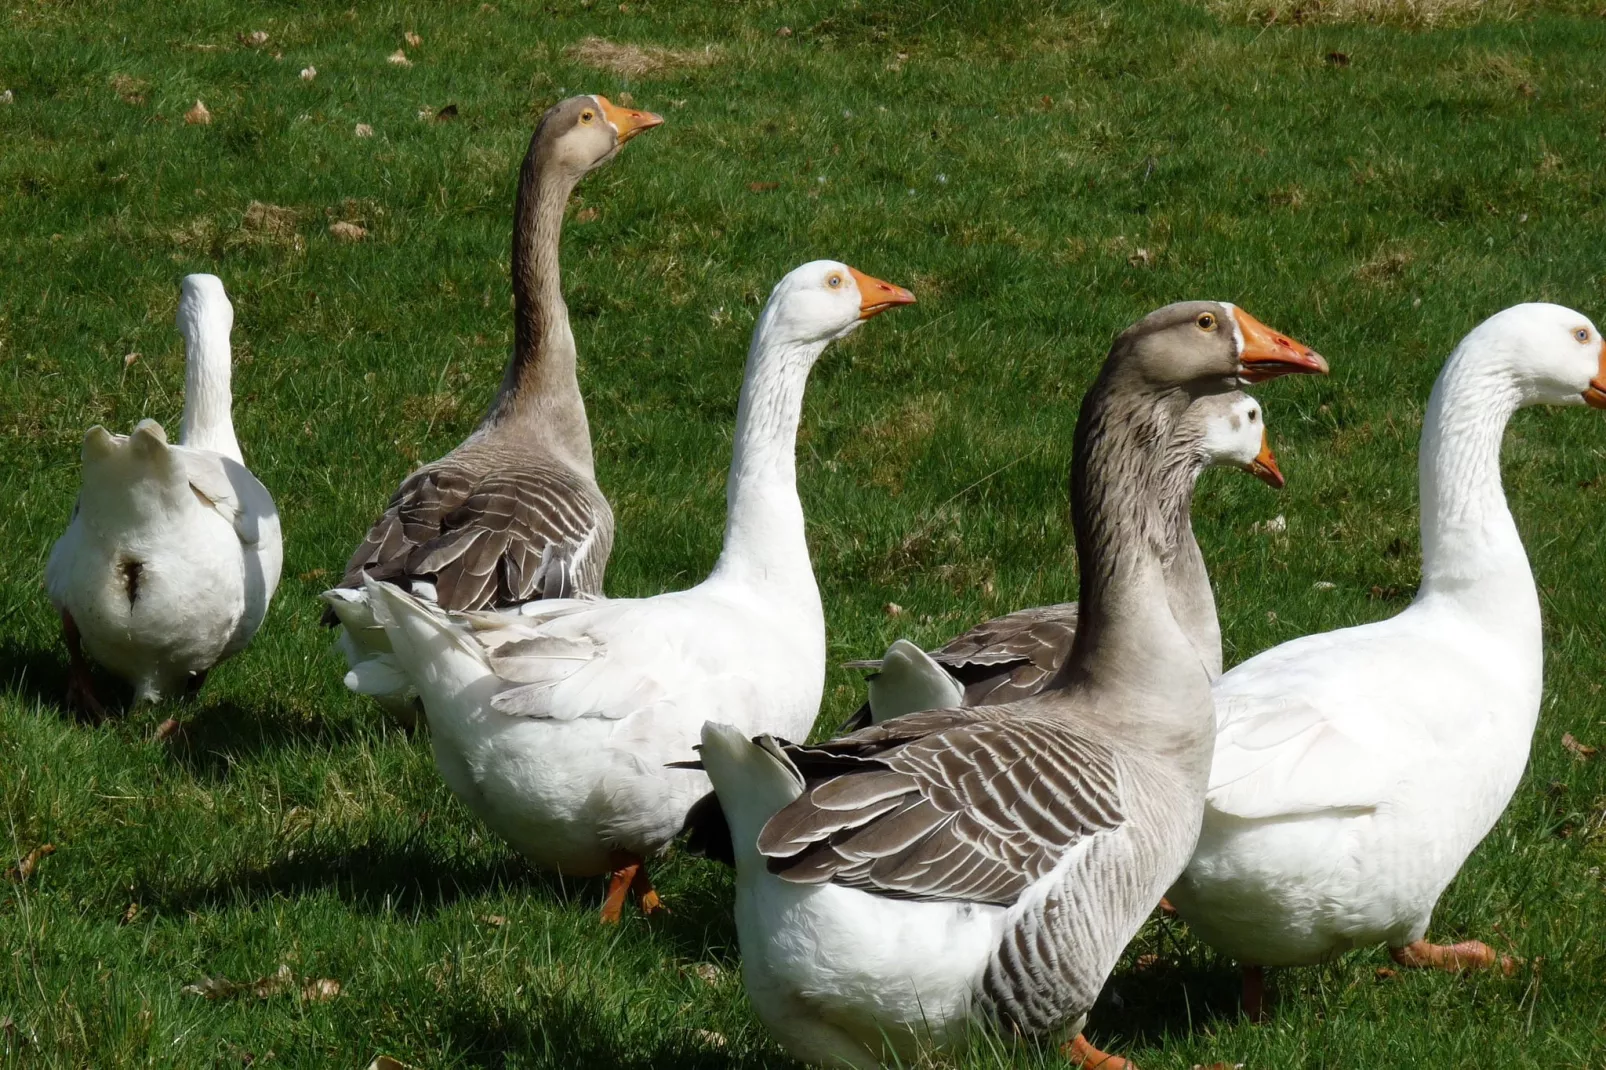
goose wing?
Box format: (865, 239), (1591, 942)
(759, 708), (1126, 905)
(335, 461), (612, 612)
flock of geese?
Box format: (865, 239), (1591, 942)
(40, 93), (1606, 1068)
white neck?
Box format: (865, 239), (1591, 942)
(179, 307), (242, 463)
(1415, 344), (1537, 635)
(707, 318), (826, 591)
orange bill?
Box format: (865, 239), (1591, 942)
(1585, 340), (1606, 409)
(1247, 429), (1285, 489)
(595, 95), (665, 142)
(848, 267), (917, 319)
(1233, 307), (1329, 382)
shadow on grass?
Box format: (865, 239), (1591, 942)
(141, 835), (578, 917)
(1084, 917), (1246, 1054)
(433, 991), (768, 1070)
(0, 636), (124, 722)
(160, 696), (351, 781)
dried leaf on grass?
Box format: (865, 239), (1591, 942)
(369, 1058), (420, 1070)
(404, 31), (422, 47)
(300, 66), (317, 81)
(565, 36), (719, 77)
(185, 100), (211, 125)
(110, 74), (147, 104)
(388, 49), (413, 68)
(1563, 733), (1598, 760)
(5, 844), (54, 882)
(329, 221), (368, 242)
(239, 30), (269, 47)
(183, 964), (342, 1002)
(244, 201), (299, 241)
(354, 123), (374, 138)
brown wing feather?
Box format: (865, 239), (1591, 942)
(840, 604), (1080, 731)
(760, 710), (1125, 905)
(329, 458), (612, 616)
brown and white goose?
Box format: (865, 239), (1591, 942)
(323, 95), (662, 720)
(845, 389), (1287, 726)
(686, 302), (1325, 1069)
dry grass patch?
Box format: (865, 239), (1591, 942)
(242, 201), (301, 245)
(1203, 0), (1551, 27)
(1354, 244), (1416, 286)
(564, 36), (720, 77)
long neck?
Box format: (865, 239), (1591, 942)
(1158, 451), (1222, 677)
(707, 320), (825, 590)
(1053, 372), (1204, 710)
(1416, 347), (1536, 631)
(479, 144), (594, 475)
(179, 311), (241, 463)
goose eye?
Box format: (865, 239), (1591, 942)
(1248, 409), (1260, 422)
(580, 109), (596, 124)
(826, 273), (843, 288)
(1576, 327), (1591, 343)
(1197, 312), (1217, 331)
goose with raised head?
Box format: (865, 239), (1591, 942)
(324, 94), (663, 724)
(1168, 302), (1606, 1021)
(346, 261), (915, 922)
(846, 390), (1286, 726)
(46, 274), (282, 715)
(685, 302), (1326, 1069)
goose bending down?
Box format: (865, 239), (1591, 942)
(685, 302), (1326, 1069)
(847, 390), (1285, 726)
(324, 95), (663, 724)
(1167, 303), (1606, 1020)
(45, 274), (283, 715)
(342, 261), (915, 921)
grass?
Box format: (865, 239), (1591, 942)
(3, 0), (1606, 1066)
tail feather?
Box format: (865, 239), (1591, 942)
(359, 575), (496, 723)
(695, 722), (805, 869)
(865, 639), (964, 724)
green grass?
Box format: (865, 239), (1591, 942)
(3, 0), (1606, 1066)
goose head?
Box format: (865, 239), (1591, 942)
(1190, 392), (1284, 488)
(1460, 302), (1606, 409)
(758, 260), (917, 348)
(537, 94), (664, 175)
(176, 273), (232, 341)
(1117, 301), (1328, 392)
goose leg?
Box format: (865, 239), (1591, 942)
(60, 611), (107, 721)
(1390, 939), (1517, 976)
(1241, 964), (1267, 1022)
(1063, 1034), (1135, 1069)
(629, 860), (665, 917)
(600, 861), (639, 924)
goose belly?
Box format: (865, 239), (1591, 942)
(432, 715), (699, 876)
(48, 517), (245, 698)
(1176, 742), (1536, 965)
(737, 875), (1004, 1067)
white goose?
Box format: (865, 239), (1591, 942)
(45, 274), (283, 714)
(346, 261), (915, 921)
(1168, 302), (1606, 1019)
(852, 391), (1284, 725)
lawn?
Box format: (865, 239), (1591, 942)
(3, 0), (1606, 1066)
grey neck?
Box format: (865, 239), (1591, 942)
(1050, 364), (1208, 719)
(1157, 446), (1221, 677)
(477, 138), (594, 477)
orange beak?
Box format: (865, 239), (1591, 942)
(848, 267), (917, 320)
(1585, 340), (1606, 409)
(1233, 307), (1329, 382)
(1246, 429), (1285, 489)
(595, 95), (665, 143)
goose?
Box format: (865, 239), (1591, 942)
(685, 302), (1326, 1069)
(323, 95), (663, 725)
(45, 274), (283, 715)
(847, 390), (1285, 726)
(1167, 302), (1606, 1020)
(342, 260), (916, 922)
